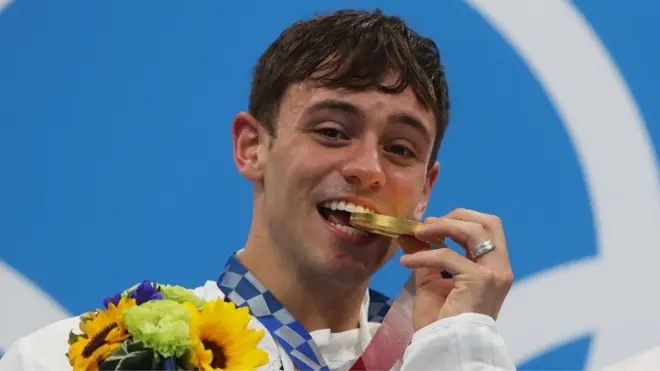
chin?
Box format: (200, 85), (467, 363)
(316, 232), (391, 276)
(312, 257), (379, 287)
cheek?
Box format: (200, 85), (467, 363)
(271, 148), (328, 198)
(389, 172), (426, 218)
(293, 145), (338, 179)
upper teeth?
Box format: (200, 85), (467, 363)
(321, 201), (375, 214)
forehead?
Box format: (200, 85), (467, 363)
(278, 79), (436, 133)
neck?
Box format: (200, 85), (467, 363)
(238, 226), (368, 333)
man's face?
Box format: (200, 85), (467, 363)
(240, 79), (439, 283)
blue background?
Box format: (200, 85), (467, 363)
(0, 1), (658, 369)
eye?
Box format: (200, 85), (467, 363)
(385, 144), (416, 159)
(316, 127), (349, 141)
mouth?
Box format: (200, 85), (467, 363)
(317, 200), (377, 239)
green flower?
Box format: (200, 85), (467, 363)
(123, 299), (192, 358)
(159, 285), (206, 309)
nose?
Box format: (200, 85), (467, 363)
(341, 140), (386, 190)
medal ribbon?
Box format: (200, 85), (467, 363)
(348, 275), (416, 370)
(216, 254), (414, 370)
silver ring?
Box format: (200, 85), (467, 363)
(470, 239), (496, 259)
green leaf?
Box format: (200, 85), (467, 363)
(67, 330), (87, 345)
(171, 350), (193, 370)
(98, 340), (159, 370)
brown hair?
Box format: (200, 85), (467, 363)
(248, 9), (450, 166)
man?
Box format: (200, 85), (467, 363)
(0, 9), (516, 370)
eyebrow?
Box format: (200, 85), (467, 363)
(308, 99), (432, 143)
(389, 113), (432, 145)
(308, 99), (361, 116)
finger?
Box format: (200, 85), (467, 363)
(398, 236), (453, 278)
(414, 218), (489, 252)
(398, 235), (449, 253)
(442, 208), (510, 272)
(444, 208), (505, 242)
(397, 235), (431, 255)
(400, 247), (481, 276)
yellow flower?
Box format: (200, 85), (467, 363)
(68, 297), (137, 370)
(185, 299), (269, 370)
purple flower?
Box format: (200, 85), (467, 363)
(103, 292), (122, 309)
(160, 356), (177, 370)
(128, 280), (163, 305)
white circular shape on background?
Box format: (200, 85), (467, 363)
(467, 0), (660, 369)
(0, 258), (70, 353)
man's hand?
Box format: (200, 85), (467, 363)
(398, 208), (514, 331)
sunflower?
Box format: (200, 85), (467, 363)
(68, 297), (137, 370)
(184, 299), (269, 370)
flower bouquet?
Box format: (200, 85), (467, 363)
(66, 280), (270, 370)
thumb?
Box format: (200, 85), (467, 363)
(397, 235), (431, 255)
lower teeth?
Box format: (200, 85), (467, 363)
(331, 222), (368, 237)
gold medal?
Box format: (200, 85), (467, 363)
(349, 212), (422, 238)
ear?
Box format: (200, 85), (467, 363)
(413, 161), (440, 221)
(232, 112), (268, 182)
